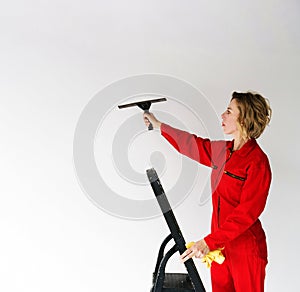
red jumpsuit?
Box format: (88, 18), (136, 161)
(161, 124), (271, 292)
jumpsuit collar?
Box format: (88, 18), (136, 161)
(227, 138), (257, 157)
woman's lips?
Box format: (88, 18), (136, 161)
(222, 122), (225, 127)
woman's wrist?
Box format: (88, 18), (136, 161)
(157, 121), (162, 130)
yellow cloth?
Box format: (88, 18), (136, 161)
(185, 241), (225, 268)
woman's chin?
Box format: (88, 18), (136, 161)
(223, 129), (233, 136)
(222, 128), (228, 134)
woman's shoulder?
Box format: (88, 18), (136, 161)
(249, 140), (270, 167)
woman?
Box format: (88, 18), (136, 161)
(143, 91), (272, 292)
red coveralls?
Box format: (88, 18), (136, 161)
(161, 124), (272, 292)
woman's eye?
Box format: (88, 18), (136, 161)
(227, 110), (230, 114)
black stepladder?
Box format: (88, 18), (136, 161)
(147, 168), (206, 292)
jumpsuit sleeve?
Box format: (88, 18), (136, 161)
(204, 158), (272, 250)
(160, 123), (214, 168)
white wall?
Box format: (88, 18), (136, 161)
(1, 0), (299, 291)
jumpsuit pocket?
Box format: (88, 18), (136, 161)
(230, 229), (268, 261)
(220, 170), (246, 204)
(248, 228), (268, 261)
(224, 170), (246, 181)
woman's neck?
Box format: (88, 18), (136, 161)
(233, 136), (249, 151)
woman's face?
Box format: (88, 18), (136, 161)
(221, 99), (240, 137)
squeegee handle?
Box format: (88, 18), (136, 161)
(144, 110), (153, 131)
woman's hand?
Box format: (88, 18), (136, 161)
(143, 112), (162, 130)
(180, 239), (210, 263)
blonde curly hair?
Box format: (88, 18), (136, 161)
(232, 91), (272, 139)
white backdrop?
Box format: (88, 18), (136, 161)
(1, 1), (299, 291)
